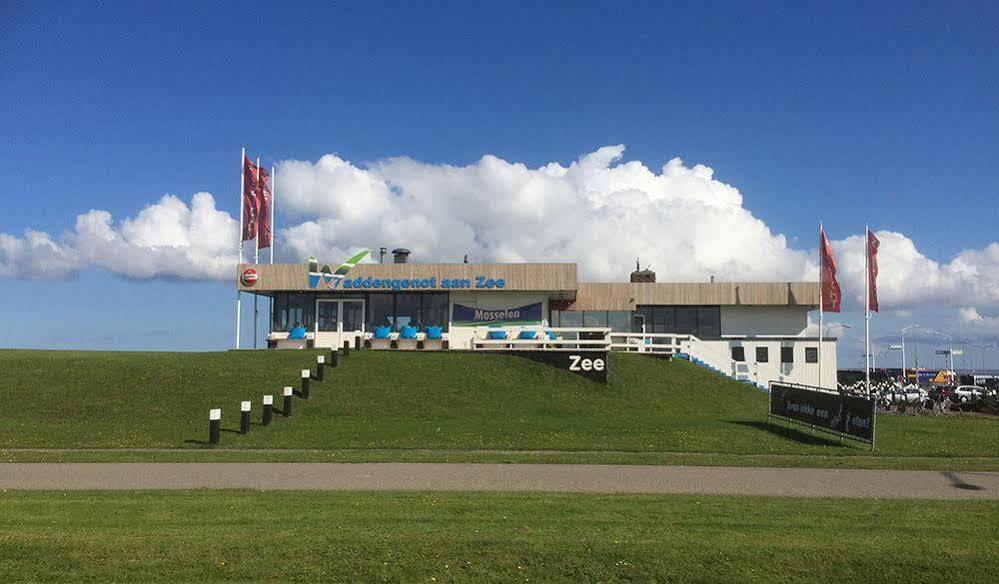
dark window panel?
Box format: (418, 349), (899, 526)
(756, 346), (769, 363)
(731, 346), (746, 362)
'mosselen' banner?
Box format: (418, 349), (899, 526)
(452, 303), (543, 326)
(769, 383), (876, 444)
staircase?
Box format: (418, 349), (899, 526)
(674, 351), (769, 393)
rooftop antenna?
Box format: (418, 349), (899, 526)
(379, 247), (387, 264)
(463, 254), (469, 264)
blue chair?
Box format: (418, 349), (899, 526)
(288, 326), (308, 340)
(518, 331), (537, 340)
(374, 326), (392, 340)
(400, 325), (418, 340)
(487, 329), (508, 340)
(426, 326), (443, 340)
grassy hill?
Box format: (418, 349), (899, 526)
(0, 349), (996, 466)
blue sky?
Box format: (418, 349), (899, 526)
(2, 1), (998, 367)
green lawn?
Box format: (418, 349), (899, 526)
(1, 490), (996, 583)
(1, 349), (996, 468)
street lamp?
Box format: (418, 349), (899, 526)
(899, 324), (921, 382)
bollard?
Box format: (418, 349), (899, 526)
(301, 369), (311, 399)
(209, 408), (221, 445)
(355, 336), (361, 351)
(342, 340), (350, 358)
(240, 401), (251, 434)
(283, 386), (293, 417)
(316, 355), (325, 381)
(330, 350), (338, 368)
(262, 395), (273, 426)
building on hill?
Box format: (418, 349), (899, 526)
(237, 253), (835, 388)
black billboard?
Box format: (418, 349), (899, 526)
(500, 350), (608, 383)
(769, 383), (876, 444)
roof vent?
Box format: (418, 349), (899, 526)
(392, 248), (411, 264)
(630, 258), (656, 283)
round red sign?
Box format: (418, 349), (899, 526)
(241, 268), (258, 287)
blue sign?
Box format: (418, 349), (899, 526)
(453, 302), (542, 326)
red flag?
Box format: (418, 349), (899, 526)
(867, 228), (880, 313)
(820, 227), (841, 312)
(241, 156), (259, 242)
(257, 166), (272, 249)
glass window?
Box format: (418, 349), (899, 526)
(271, 293), (289, 331)
(394, 294), (421, 330)
(805, 347), (819, 363)
(653, 306), (675, 333)
(607, 311), (632, 332)
(781, 346), (794, 364)
(422, 293), (449, 331)
(316, 300), (338, 332)
(342, 300), (364, 333)
(559, 311), (584, 328)
(675, 307), (698, 336)
(634, 306), (654, 333)
(368, 294), (393, 330)
(286, 294), (315, 329)
(731, 346), (745, 362)
(756, 346), (769, 363)
(696, 307), (721, 339)
(583, 311), (607, 328)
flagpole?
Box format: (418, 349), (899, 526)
(865, 224), (871, 394)
(270, 166), (275, 265)
(253, 157), (261, 350)
(236, 147), (245, 350)
(819, 222), (824, 389)
(269, 165), (275, 340)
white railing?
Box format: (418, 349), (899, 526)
(471, 326), (611, 351)
(608, 332), (687, 354)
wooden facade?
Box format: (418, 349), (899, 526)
(569, 282), (820, 310)
(237, 262), (578, 294)
(237, 262), (818, 308)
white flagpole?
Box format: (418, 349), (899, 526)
(253, 157), (261, 350)
(865, 224), (871, 394)
(269, 165), (275, 340)
(236, 147), (245, 350)
(819, 222), (824, 389)
(270, 165), (275, 265)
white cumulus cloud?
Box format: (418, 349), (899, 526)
(1, 145), (997, 325)
(0, 193), (238, 280)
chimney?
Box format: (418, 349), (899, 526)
(630, 257), (656, 283)
(392, 248), (411, 264)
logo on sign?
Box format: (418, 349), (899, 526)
(569, 354), (605, 372)
(241, 268), (258, 287)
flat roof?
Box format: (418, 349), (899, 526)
(237, 262), (818, 307)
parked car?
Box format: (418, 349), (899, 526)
(882, 385), (928, 406)
(951, 385), (986, 404)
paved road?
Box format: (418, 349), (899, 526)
(2, 463), (998, 499)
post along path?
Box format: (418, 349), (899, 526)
(2, 463), (998, 499)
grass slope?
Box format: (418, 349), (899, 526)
(1, 349), (996, 466)
(1, 490), (997, 583)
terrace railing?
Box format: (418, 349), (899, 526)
(471, 326), (611, 351)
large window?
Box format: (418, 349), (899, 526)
(273, 293), (314, 330)
(368, 294), (394, 330)
(675, 307), (699, 336)
(271, 294), (289, 331)
(607, 311), (633, 332)
(635, 305), (721, 339)
(422, 293), (449, 330)
(366, 293), (450, 332)
(394, 294), (422, 329)
(583, 311), (608, 328)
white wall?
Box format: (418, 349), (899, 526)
(447, 291), (549, 349)
(688, 338), (838, 389)
(721, 306), (809, 337)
